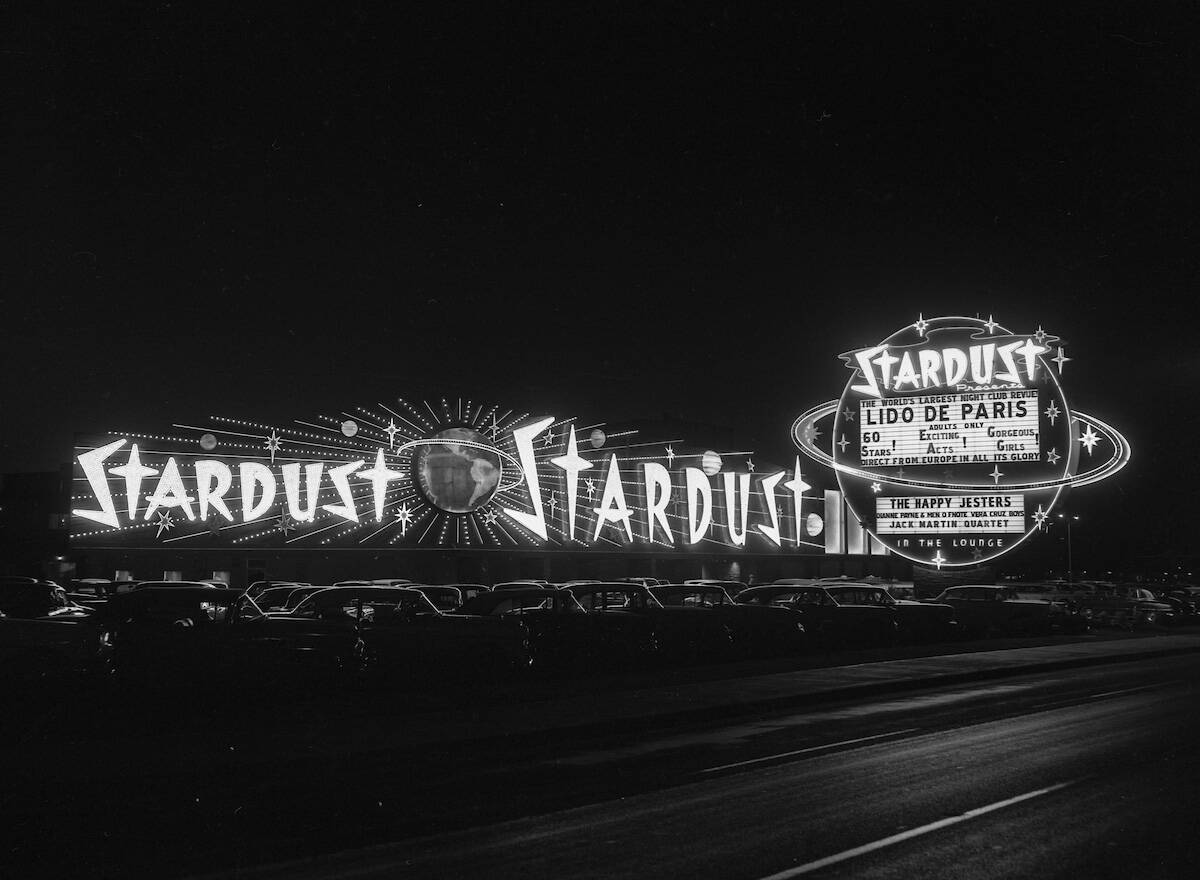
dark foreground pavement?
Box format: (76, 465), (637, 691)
(5, 631), (1200, 878)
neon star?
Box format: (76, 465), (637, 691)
(359, 448), (405, 521)
(1052, 347), (1071, 373)
(584, 477), (596, 500)
(395, 502), (414, 535)
(482, 508), (498, 526)
(155, 511), (176, 538)
(984, 315), (998, 334)
(665, 445), (676, 466)
(1046, 448), (1061, 466)
(486, 414), (501, 441)
(746, 459), (755, 473)
(913, 313), (929, 335)
(543, 428), (556, 448)
(264, 430), (282, 464)
(384, 419), (400, 450)
(1079, 424), (1100, 455)
(870, 482), (881, 493)
(989, 465), (1004, 484)
(1044, 401), (1061, 426)
(837, 435), (849, 453)
(971, 547), (984, 561)
(804, 424), (822, 442)
(1033, 504), (1049, 530)
(1033, 326), (1048, 345)
(931, 551), (946, 570)
(548, 492), (559, 514)
(842, 407), (855, 422)
(278, 511), (295, 536)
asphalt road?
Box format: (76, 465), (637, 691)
(186, 653), (1200, 880)
(6, 650), (1199, 878)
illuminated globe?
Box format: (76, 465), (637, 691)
(416, 427), (502, 514)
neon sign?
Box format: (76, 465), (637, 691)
(71, 398), (836, 553)
(794, 315), (1130, 568)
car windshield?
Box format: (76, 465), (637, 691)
(291, 589), (436, 620)
(575, 589), (662, 611)
(652, 587), (727, 607)
(826, 587), (893, 606)
(417, 587), (462, 611)
(283, 587), (324, 610)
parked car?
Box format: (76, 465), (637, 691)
(0, 581), (111, 679)
(929, 585), (1053, 637)
(281, 586), (529, 680)
(99, 587), (283, 686)
(457, 588), (645, 671)
(820, 584), (959, 643)
(735, 584), (899, 648)
(1156, 590), (1200, 624)
(1068, 585), (1175, 629)
(650, 584), (808, 657)
(102, 585), (527, 688)
(564, 582), (734, 663)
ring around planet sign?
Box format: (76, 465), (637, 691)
(793, 315), (1130, 568)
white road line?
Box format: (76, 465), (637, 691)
(756, 780), (1078, 879)
(1087, 681), (1178, 700)
(697, 729), (920, 775)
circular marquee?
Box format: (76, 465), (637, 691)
(794, 315), (1130, 568)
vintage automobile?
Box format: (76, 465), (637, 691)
(820, 584), (959, 643)
(929, 585), (1054, 637)
(99, 587), (283, 685)
(457, 587), (642, 670)
(1064, 585), (1175, 629)
(1156, 590), (1200, 624)
(282, 586), (530, 680)
(650, 584), (808, 657)
(565, 582), (735, 663)
(101, 585), (528, 687)
(445, 583), (491, 603)
(734, 584), (899, 648)
(0, 581), (111, 679)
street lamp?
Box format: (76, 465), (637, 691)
(1057, 513), (1080, 583)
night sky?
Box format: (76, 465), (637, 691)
(5, 4), (1198, 568)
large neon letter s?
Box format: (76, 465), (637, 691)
(503, 416), (555, 541)
(72, 438), (127, 528)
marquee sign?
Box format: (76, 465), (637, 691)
(70, 399), (838, 554)
(793, 315), (1130, 567)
